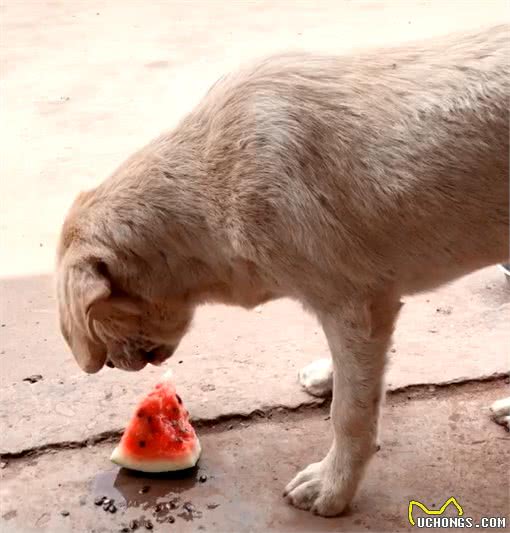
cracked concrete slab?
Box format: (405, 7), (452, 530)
(1, 383), (508, 532)
(1, 268), (508, 454)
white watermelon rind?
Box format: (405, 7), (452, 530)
(110, 438), (201, 473)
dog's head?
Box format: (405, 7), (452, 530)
(57, 253), (194, 373)
(56, 193), (194, 373)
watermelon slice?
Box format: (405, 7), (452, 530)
(111, 370), (201, 472)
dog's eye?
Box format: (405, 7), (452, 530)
(95, 260), (110, 278)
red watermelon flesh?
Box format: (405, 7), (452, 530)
(111, 371), (201, 472)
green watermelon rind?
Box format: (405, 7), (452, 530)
(110, 438), (201, 472)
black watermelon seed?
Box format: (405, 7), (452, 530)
(103, 501), (111, 511)
(144, 520), (153, 530)
(121, 528), (130, 533)
(139, 440), (146, 448)
(60, 510), (70, 517)
(199, 474), (207, 483)
(207, 503), (220, 509)
(129, 519), (139, 530)
(169, 499), (179, 510)
(94, 496), (106, 506)
(23, 374), (43, 384)
(175, 394), (182, 405)
(109, 504), (117, 513)
(168, 516), (175, 523)
(155, 503), (164, 512)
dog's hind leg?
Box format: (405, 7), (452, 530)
(490, 397), (510, 430)
(299, 358), (333, 397)
(285, 290), (402, 516)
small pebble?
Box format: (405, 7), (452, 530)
(109, 504), (117, 514)
(144, 520), (153, 530)
(199, 474), (208, 483)
(129, 519), (140, 530)
(139, 485), (150, 494)
(94, 496), (106, 506)
(60, 510), (70, 517)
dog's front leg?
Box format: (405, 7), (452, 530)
(284, 293), (401, 516)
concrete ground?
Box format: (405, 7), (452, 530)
(1, 383), (509, 533)
(0, 1), (509, 532)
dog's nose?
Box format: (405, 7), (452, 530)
(144, 345), (176, 364)
(144, 350), (157, 363)
(105, 360), (115, 368)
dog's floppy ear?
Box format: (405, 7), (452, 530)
(58, 258), (111, 373)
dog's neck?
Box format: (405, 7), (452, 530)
(69, 171), (276, 311)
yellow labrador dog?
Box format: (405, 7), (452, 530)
(57, 25), (509, 516)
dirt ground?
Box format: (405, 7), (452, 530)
(1, 1), (509, 532)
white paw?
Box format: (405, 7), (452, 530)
(299, 358), (333, 397)
(490, 397), (510, 430)
(283, 455), (353, 516)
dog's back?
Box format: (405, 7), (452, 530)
(186, 25), (509, 297)
(64, 25), (509, 304)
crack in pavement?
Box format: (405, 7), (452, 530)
(387, 371), (509, 395)
(2, 374), (508, 461)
